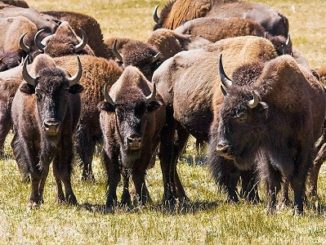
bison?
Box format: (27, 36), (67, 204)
(42, 10), (112, 59)
(174, 17), (292, 55)
(0, 0), (29, 8)
(153, 0), (289, 37)
(11, 54), (84, 207)
(152, 36), (278, 202)
(98, 66), (165, 206)
(213, 55), (325, 214)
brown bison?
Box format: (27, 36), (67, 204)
(11, 54), (84, 207)
(152, 36), (278, 202)
(0, 0), (29, 8)
(153, 0), (289, 37)
(34, 21), (94, 57)
(174, 17), (292, 55)
(213, 55), (325, 214)
(54, 55), (123, 181)
(98, 66), (165, 206)
(42, 11), (112, 59)
(0, 16), (37, 71)
(106, 30), (210, 80)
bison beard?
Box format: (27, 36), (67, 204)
(212, 55), (326, 214)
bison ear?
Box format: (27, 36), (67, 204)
(97, 101), (115, 112)
(147, 100), (162, 112)
(20, 83), (35, 94)
(68, 84), (84, 94)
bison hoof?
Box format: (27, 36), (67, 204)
(66, 194), (78, 206)
(121, 191), (132, 207)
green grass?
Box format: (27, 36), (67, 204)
(1, 0), (326, 243)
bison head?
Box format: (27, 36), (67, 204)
(216, 55), (269, 169)
(98, 67), (163, 168)
(112, 39), (161, 81)
(34, 22), (93, 57)
(20, 54), (83, 138)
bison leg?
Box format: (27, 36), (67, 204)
(11, 133), (30, 182)
(240, 170), (260, 204)
(265, 166), (282, 214)
(103, 151), (120, 208)
(159, 125), (177, 204)
(307, 143), (326, 198)
(29, 175), (42, 207)
(278, 180), (290, 209)
(132, 170), (151, 205)
(0, 105), (12, 158)
(120, 170), (131, 207)
(53, 136), (78, 205)
(53, 167), (65, 203)
(172, 126), (189, 202)
(75, 127), (96, 181)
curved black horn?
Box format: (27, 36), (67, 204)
(219, 54), (233, 89)
(153, 5), (160, 23)
(19, 33), (31, 53)
(146, 83), (156, 102)
(74, 29), (88, 53)
(67, 56), (83, 86)
(247, 91), (260, 109)
(34, 28), (47, 52)
(285, 34), (291, 46)
(112, 39), (123, 62)
(22, 57), (36, 86)
(103, 83), (115, 106)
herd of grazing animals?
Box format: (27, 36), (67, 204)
(0, 0), (325, 215)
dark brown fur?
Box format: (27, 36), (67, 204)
(0, 0), (28, 8)
(152, 36), (277, 203)
(99, 66), (165, 206)
(11, 54), (84, 206)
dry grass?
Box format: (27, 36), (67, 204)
(1, 0), (326, 244)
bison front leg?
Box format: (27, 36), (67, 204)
(53, 139), (78, 206)
(265, 166), (282, 214)
(240, 169), (260, 204)
(0, 104), (12, 158)
(103, 151), (120, 208)
(120, 169), (131, 207)
(75, 126), (96, 181)
(132, 170), (151, 206)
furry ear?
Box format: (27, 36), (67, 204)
(147, 100), (162, 112)
(20, 83), (35, 94)
(97, 101), (115, 112)
(68, 84), (84, 94)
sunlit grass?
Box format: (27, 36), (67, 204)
(1, 0), (326, 243)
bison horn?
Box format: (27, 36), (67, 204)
(146, 83), (156, 102)
(34, 28), (47, 52)
(219, 54), (233, 89)
(113, 39), (123, 62)
(74, 29), (88, 53)
(103, 83), (115, 106)
(67, 56), (83, 86)
(22, 57), (37, 86)
(19, 33), (31, 53)
(285, 34), (291, 46)
(153, 5), (160, 23)
(247, 91), (260, 109)
(152, 52), (161, 63)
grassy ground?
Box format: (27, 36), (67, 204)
(1, 0), (326, 244)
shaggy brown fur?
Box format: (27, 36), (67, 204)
(55, 55), (123, 181)
(99, 66), (165, 206)
(154, 0), (288, 37)
(43, 11), (112, 59)
(152, 36), (278, 202)
(211, 55), (325, 213)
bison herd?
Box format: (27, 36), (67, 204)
(0, 0), (325, 215)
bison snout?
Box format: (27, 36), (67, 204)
(43, 120), (60, 136)
(127, 135), (142, 150)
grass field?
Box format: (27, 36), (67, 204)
(1, 0), (326, 244)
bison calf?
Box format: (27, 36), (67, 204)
(11, 54), (84, 207)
